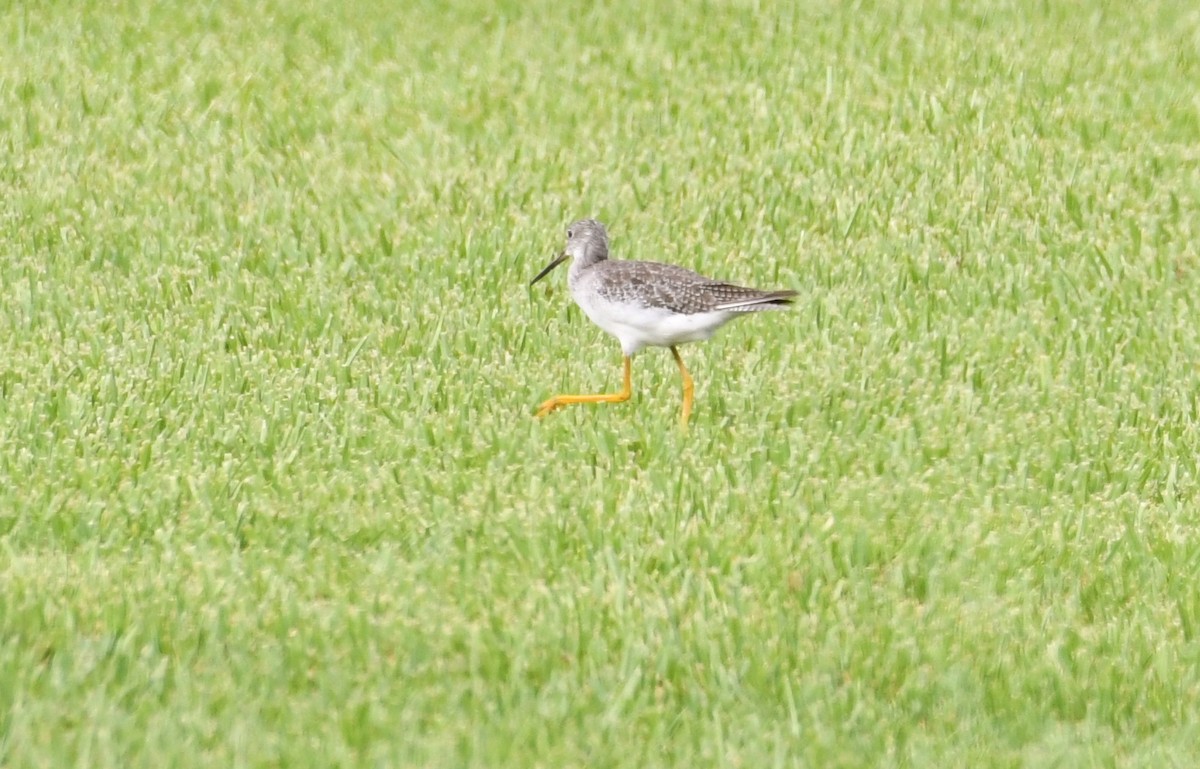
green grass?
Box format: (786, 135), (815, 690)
(3, 0), (1200, 765)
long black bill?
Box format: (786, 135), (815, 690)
(530, 251), (568, 286)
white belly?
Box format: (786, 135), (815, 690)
(575, 293), (733, 355)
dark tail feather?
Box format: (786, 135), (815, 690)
(716, 289), (798, 312)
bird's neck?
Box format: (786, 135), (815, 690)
(570, 253), (606, 274)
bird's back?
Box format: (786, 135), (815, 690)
(575, 259), (795, 315)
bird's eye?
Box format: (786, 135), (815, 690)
(567, 230), (574, 239)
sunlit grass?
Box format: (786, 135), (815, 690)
(2, 0), (1199, 766)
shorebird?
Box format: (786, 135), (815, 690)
(530, 219), (796, 428)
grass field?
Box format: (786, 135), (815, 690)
(3, 0), (1200, 766)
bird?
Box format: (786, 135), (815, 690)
(529, 219), (796, 428)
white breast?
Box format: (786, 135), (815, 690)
(573, 290), (734, 355)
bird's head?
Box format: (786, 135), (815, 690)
(530, 219), (610, 285)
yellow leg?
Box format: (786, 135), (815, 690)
(671, 346), (694, 429)
(536, 355), (633, 417)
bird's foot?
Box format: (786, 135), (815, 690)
(535, 397), (566, 418)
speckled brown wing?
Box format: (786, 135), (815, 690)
(592, 260), (796, 315)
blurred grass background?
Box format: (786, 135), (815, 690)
(2, 0), (1200, 766)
